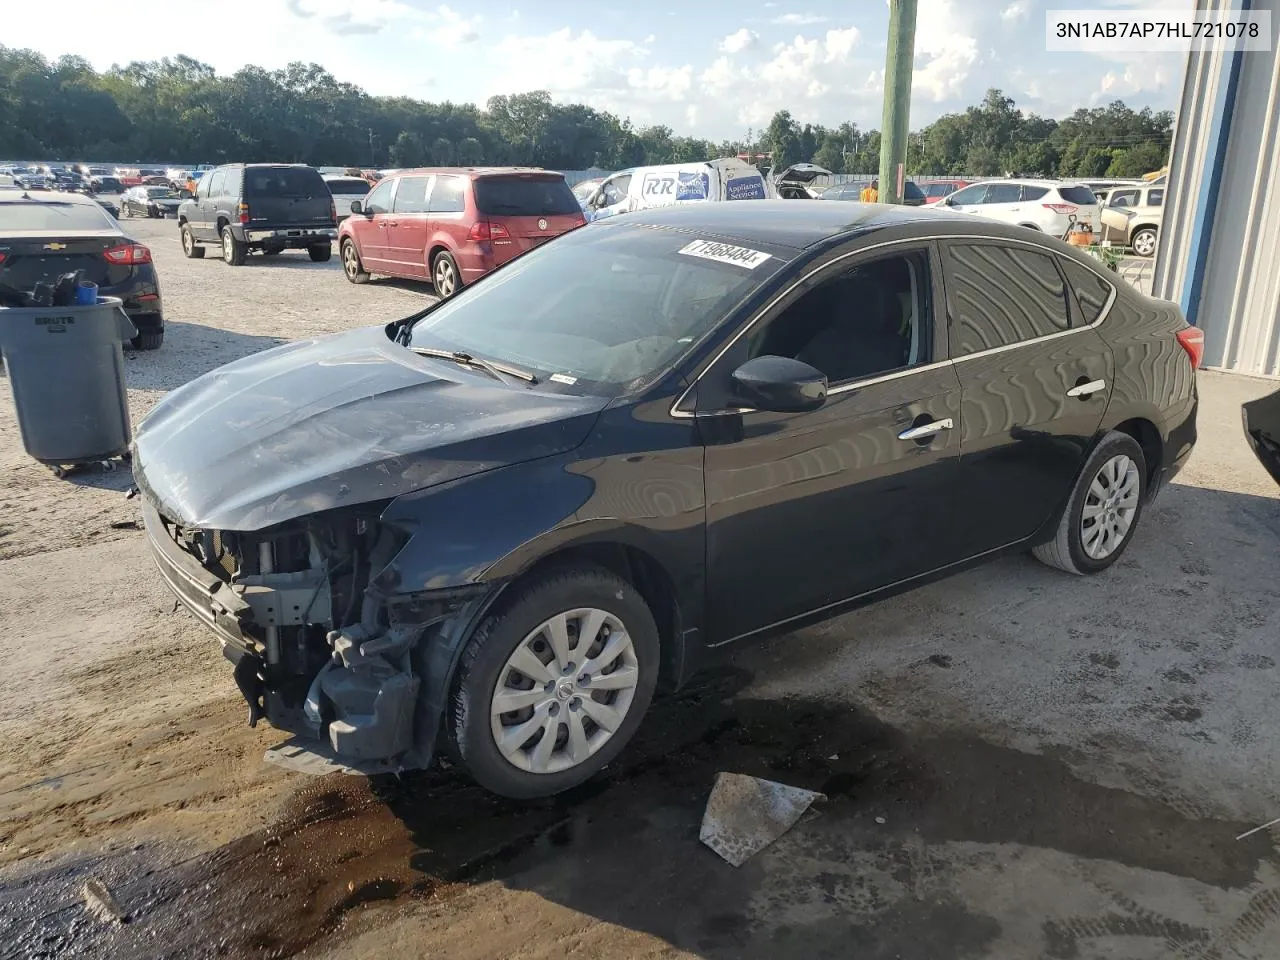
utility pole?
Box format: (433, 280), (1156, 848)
(877, 0), (918, 204)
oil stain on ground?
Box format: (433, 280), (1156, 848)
(2, 668), (1274, 960)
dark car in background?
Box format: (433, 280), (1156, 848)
(132, 201), (1198, 800)
(921, 179), (972, 204)
(820, 180), (928, 205)
(338, 167), (584, 296)
(121, 185), (184, 219)
(178, 163), (337, 265)
(1243, 388), (1280, 486)
(92, 175), (124, 194)
(0, 191), (164, 348)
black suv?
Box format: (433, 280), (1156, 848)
(177, 164), (337, 265)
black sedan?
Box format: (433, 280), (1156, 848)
(131, 202), (1198, 798)
(120, 185), (184, 218)
(0, 192), (165, 348)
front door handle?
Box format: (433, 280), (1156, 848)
(898, 417), (954, 441)
(383, 219), (399, 227)
(1067, 379), (1107, 398)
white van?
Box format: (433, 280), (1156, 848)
(582, 158), (772, 221)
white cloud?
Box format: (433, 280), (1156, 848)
(912, 0), (981, 101)
(429, 5), (481, 45)
(285, 0), (417, 34)
(1000, 0), (1029, 21)
(721, 28), (759, 54)
(772, 13), (828, 25)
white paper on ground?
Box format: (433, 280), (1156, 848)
(699, 771), (824, 866)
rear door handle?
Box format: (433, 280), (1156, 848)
(1067, 379), (1107, 398)
(898, 418), (954, 441)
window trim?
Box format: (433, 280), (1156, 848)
(668, 234), (1117, 419)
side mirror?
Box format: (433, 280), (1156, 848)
(350, 200), (363, 215)
(730, 355), (827, 413)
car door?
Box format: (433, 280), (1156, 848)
(940, 239), (1114, 556)
(699, 242), (964, 643)
(973, 182), (1024, 224)
(944, 183), (989, 214)
(385, 174), (432, 278)
(195, 170), (223, 239)
(426, 173), (468, 270)
(346, 177), (396, 270)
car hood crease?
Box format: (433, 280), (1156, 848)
(132, 326), (608, 530)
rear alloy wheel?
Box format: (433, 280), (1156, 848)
(220, 226), (246, 266)
(341, 239), (369, 284)
(452, 564), (659, 798)
(180, 223), (204, 259)
(308, 244), (332, 262)
(1033, 431), (1147, 575)
(432, 250), (460, 298)
(1131, 227), (1158, 258)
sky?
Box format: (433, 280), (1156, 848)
(8, 0), (1187, 140)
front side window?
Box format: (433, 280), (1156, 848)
(363, 178), (393, 214)
(601, 174), (631, 206)
(747, 252), (929, 384)
(943, 243), (1071, 356)
(207, 170), (225, 197)
(408, 225), (787, 395)
(392, 176), (430, 213)
(948, 184), (987, 205)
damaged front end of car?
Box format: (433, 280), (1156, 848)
(1242, 387), (1280, 487)
(142, 499), (495, 773)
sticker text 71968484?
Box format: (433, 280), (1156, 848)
(678, 239), (772, 270)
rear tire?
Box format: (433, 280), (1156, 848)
(451, 564), (660, 799)
(1131, 227), (1158, 258)
(341, 239), (369, 283)
(432, 250), (460, 298)
(308, 244), (332, 262)
(130, 329), (164, 351)
(1033, 431), (1147, 575)
(220, 225), (246, 266)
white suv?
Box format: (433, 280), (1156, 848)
(939, 179), (1102, 238)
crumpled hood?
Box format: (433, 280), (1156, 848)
(132, 326), (608, 530)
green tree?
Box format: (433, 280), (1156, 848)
(1106, 141), (1166, 177)
(764, 110), (802, 168)
(456, 136), (483, 165)
(389, 131), (423, 167)
(429, 136), (454, 164)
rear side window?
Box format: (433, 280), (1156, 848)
(393, 176), (429, 213)
(1021, 185), (1049, 201)
(1058, 257), (1114, 324)
(474, 177), (578, 216)
(1058, 185), (1098, 205)
(1147, 189), (1164, 207)
(222, 169), (242, 197)
(984, 183), (1022, 203)
(429, 176), (466, 213)
(0, 201), (113, 230)
(245, 167), (325, 198)
(943, 243), (1071, 356)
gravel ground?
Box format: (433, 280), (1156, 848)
(0, 211), (1278, 960)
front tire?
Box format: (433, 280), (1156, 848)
(451, 564), (660, 799)
(180, 223), (204, 258)
(308, 244), (332, 262)
(1033, 431), (1147, 575)
(220, 225), (246, 266)
(341, 239), (369, 283)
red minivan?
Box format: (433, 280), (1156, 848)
(338, 167), (586, 296)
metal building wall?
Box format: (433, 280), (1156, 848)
(1154, 0), (1280, 377)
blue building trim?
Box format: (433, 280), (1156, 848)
(1180, 0), (1250, 327)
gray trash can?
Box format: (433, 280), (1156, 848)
(0, 297), (137, 471)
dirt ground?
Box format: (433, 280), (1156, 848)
(1, 213), (1278, 960)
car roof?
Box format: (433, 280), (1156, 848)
(0, 190), (99, 206)
(599, 199), (1022, 250)
(391, 166), (563, 180)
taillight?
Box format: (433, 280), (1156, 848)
(103, 243), (152, 265)
(1176, 325), (1204, 370)
(237, 201), (250, 225)
(330, 199), (337, 223)
(1043, 203), (1077, 214)
(466, 221), (511, 241)
(0, 252), (6, 264)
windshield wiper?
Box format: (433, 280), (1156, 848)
(410, 346), (538, 384)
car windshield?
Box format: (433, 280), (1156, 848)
(0, 201), (112, 230)
(473, 176), (579, 216)
(408, 224), (787, 395)
(145, 187), (178, 198)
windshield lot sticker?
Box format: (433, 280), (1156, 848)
(679, 239), (772, 269)
(549, 373), (578, 385)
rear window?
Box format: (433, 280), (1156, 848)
(245, 167), (326, 199)
(474, 177), (578, 216)
(1058, 185), (1098, 205)
(0, 201), (113, 231)
(325, 178), (370, 195)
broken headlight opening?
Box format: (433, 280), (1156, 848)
(149, 504), (481, 770)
